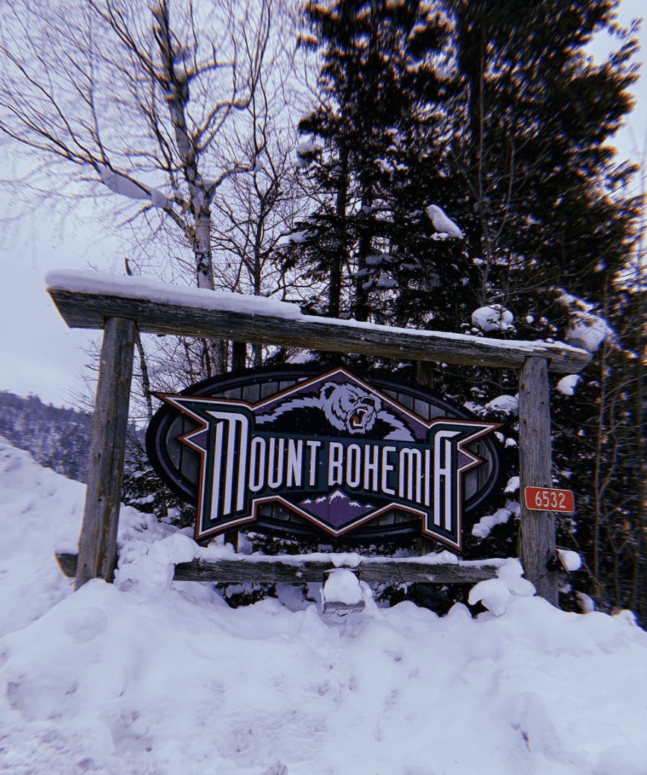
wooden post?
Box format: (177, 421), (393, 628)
(518, 357), (558, 605)
(75, 317), (136, 590)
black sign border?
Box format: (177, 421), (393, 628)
(146, 365), (505, 548)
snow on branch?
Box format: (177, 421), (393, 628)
(425, 204), (463, 239)
(96, 163), (170, 209)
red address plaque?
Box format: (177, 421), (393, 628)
(525, 487), (575, 513)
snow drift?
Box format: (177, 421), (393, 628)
(1, 436), (646, 775)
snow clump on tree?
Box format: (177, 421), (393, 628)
(565, 312), (614, 353)
(554, 289), (615, 353)
(556, 374), (580, 396)
(425, 204), (464, 239)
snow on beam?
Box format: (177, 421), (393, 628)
(46, 270), (592, 373)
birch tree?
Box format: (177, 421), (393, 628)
(0, 0), (279, 372)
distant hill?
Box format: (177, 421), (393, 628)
(0, 390), (192, 526)
(0, 391), (92, 482)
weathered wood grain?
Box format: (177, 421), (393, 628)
(518, 357), (558, 605)
(48, 288), (591, 374)
(55, 553), (498, 585)
(173, 558), (498, 584)
(74, 317), (136, 590)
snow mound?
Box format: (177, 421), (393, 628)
(322, 568), (363, 605)
(557, 549), (582, 572)
(1, 438), (647, 775)
(468, 558), (536, 616)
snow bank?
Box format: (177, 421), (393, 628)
(1, 438), (646, 775)
(0, 438), (83, 636)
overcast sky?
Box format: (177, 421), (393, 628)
(0, 0), (645, 409)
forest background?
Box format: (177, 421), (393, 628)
(0, 0), (645, 623)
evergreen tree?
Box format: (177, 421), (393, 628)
(0, 391), (93, 482)
(440, 0), (644, 617)
(286, 0), (644, 620)
(445, 0), (640, 322)
(284, 0), (472, 334)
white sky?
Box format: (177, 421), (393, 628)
(0, 0), (645, 409)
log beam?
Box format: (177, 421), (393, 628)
(47, 286), (591, 374)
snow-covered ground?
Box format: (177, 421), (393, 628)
(1, 435), (646, 775)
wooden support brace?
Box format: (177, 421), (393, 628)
(518, 357), (558, 605)
(74, 316), (136, 590)
(44, 279), (579, 603)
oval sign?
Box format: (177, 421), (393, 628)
(146, 367), (505, 551)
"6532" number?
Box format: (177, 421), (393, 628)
(525, 487), (574, 513)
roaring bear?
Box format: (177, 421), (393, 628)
(256, 381), (414, 441)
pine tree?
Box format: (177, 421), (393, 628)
(284, 0), (469, 333)
(445, 0), (640, 322)
(443, 0), (644, 617)
(286, 0), (644, 620)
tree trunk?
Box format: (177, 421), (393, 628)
(330, 146), (349, 318)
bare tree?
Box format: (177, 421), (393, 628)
(209, 74), (315, 366)
(0, 0), (280, 373)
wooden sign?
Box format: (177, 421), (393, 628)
(525, 487), (575, 513)
(147, 367), (505, 550)
(48, 273), (592, 603)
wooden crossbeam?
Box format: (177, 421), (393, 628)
(47, 286), (591, 374)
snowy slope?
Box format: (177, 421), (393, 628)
(1, 436), (646, 775)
